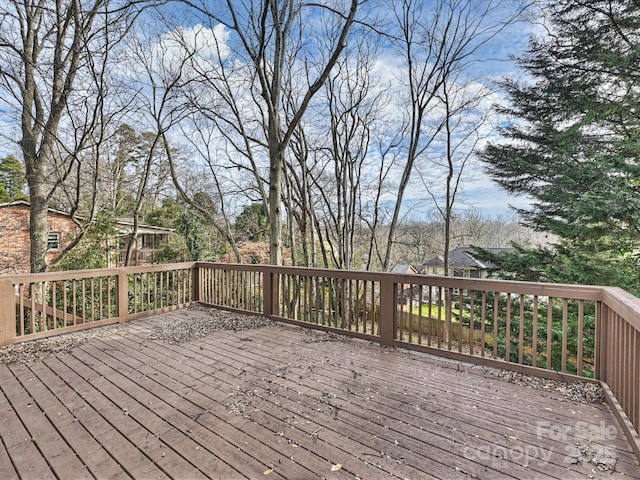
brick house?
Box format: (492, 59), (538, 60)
(0, 201), (171, 274)
(0, 201), (80, 274)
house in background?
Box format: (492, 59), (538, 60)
(389, 262), (417, 276)
(389, 262), (419, 305)
(421, 246), (514, 279)
(220, 241), (293, 265)
(0, 201), (80, 274)
(0, 201), (172, 274)
(112, 220), (171, 267)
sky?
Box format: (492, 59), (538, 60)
(296, 1), (539, 220)
(404, 0), (540, 218)
(0, 0), (542, 221)
(424, 2), (538, 218)
(363, 0), (541, 220)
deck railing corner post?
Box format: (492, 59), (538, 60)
(379, 276), (397, 347)
(0, 279), (14, 346)
(192, 263), (200, 304)
(117, 268), (129, 323)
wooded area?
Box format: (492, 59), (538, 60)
(0, 0), (638, 294)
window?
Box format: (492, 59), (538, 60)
(47, 232), (61, 250)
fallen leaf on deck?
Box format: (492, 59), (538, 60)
(263, 468), (273, 475)
(330, 464), (342, 472)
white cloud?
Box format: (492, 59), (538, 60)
(157, 23), (231, 65)
(118, 23), (231, 84)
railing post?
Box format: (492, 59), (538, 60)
(379, 276), (396, 347)
(595, 300), (608, 381)
(263, 269), (279, 318)
(192, 264), (200, 303)
(0, 280), (14, 346)
(117, 269), (129, 323)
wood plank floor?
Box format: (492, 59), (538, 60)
(1, 307), (639, 479)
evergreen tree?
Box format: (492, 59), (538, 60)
(480, 0), (640, 292)
(234, 203), (269, 242)
(0, 156), (27, 202)
(178, 210), (206, 261)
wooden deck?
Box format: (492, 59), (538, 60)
(1, 308), (639, 480)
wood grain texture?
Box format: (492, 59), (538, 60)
(0, 308), (638, 479)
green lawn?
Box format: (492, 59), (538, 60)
(409, 304), (469, 322)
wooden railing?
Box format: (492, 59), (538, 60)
(598, 287), (640, 454)
(0, 262), (639, 457)
(0, 262), (195, 345)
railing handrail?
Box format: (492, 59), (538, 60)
(0, 260), (607, 301)
(1, 261), (197, 283)
(601, 286), (640, 331)
(196, 262), (604, 299)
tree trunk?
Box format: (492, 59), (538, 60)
(3, 0), (135, 272)
(269, 148), (284, 265)
(28, 184), (49, 273)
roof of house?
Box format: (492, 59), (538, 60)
(0, 199), (72, 218)
(0, 200), (172, 234)
(422, 247), (515, 269)
(422, 255), (444, 267)
(115, 221), (172, 235)
(389, 262), (417, 274)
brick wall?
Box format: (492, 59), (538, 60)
(0, 205), (80, 274)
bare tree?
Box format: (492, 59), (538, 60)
(307, 38), (388, 269)
(0, 0), (139, 271)
(177, 121), (244, 263)
(360, 130), (401, 270)
(181, 0), (361, 265)
(382, 0), (530, 271)
(124, 19), (246, 264)
(421, 77), (491, 275)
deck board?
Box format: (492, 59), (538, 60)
(0, 383), (54, 479)
(38, 355), (173, 479)
(8, 362), (125, 479)
(0, 308), (638, 479)
(75, 340), (304, 480)
(178, 332), (514, 478)
(106, 331), (382, 480)
(1, 364), (94, 479)
(237, 327), (640, 476)
(192, 328), (635, 479)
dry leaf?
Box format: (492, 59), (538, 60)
(263, 469), (273, 475)
(330, 464), (342, 472)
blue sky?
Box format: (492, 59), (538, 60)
(453, 2), (541, 217)
(383, 0), (540, 220)
(0, 0), (540, 221)
(125, 0), (542, 221)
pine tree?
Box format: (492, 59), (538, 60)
(0, 156), (27, 202)
(480, 0), (640, 292)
